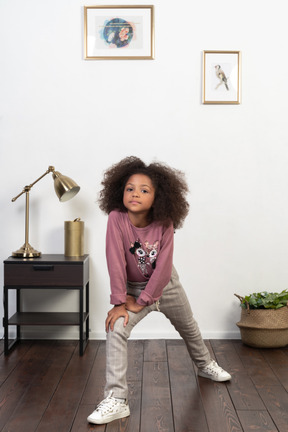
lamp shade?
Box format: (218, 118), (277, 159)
(53, 171), (80, 202)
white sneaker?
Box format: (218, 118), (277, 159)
(87, 391), (130, 424)
(198, 360), (231, 382)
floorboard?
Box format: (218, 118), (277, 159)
(1, 339), (288, 431)
(167, 340), (208, 432)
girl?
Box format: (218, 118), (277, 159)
(87, 156), (231, 425)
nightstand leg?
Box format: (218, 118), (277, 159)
(86, 282), (89, 345)
(79, 286), (84, 355)
(16, 289), (21, 340)
(78, 282), (89, 355)
(4, 286), (8, 355)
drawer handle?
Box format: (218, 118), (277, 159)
(33, 265), (54, 271)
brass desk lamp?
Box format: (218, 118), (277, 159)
(11, 165), (80, 258)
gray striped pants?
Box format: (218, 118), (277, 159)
(105, 266), (211, 399)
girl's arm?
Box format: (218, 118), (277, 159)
(105, 212), (132, 331)
(137, 224), (174, 306)
(106, 211), (128, 305)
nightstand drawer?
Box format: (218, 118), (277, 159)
(4, 264), (84, 287)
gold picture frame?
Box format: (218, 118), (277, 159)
(202, 51), (241, 104)
(84, 5), (155, 60)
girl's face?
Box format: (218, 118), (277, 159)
(123, 174), (155, 220)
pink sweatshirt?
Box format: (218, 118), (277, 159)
(106, 210), (174, 306)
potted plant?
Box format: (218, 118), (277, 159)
(234, 290), (288, 348)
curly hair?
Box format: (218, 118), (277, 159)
(98, 156), (189, 229)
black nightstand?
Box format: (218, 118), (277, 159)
(3, 254), (89, 355)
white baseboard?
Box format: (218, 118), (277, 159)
(0, 328), (241, 341)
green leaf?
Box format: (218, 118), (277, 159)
(235, 289), (288, 309)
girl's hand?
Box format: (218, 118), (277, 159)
(126, 295), (145, 313)
(105, 304), (129, 332)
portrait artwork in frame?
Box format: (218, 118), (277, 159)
(202, 51), (241, 104)
(84, 5), (154, 60)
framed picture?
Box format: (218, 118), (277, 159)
(84, 5), (154, 60)
(202, 51), (241, 104)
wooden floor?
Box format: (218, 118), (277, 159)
(1, 339), (288, 432)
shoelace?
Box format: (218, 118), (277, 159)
(96, 395), (119, 414)
(205, 360), (223, 375)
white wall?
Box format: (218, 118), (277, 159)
(1, 0), (288, 341)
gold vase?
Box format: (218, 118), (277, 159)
(64, 218), (84, 256)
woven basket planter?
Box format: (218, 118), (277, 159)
(236, 306), (288, 348)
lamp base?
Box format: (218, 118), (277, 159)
(12, 243), (41, 258)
